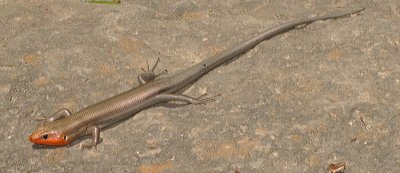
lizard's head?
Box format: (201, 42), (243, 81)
(29, 126), (71, 146)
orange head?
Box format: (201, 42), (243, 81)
(29, 128), (71, 146)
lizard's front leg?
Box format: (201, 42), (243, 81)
(36, 108), (72, 123)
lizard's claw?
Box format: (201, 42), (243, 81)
(194, 93), (221, 105)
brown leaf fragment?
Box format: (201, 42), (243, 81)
(328, 162), (346, 173)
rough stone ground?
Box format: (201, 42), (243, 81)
(1, 0), (399, 172)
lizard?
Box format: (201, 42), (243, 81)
(29, 8), (364, 148)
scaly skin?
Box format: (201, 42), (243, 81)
(29, 8), (364, 148)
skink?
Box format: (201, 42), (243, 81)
(29, 8), (364, 148)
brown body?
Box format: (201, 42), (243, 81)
(29, 8), (364, 148)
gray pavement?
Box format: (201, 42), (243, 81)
(1, 0), (399, 172)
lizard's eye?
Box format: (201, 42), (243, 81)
(42, 134), (48, 139)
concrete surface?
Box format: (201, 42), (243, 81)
(1, 0), (399, 172)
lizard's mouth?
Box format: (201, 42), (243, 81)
(29, 131), (70, 146)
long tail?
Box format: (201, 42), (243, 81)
(167, 8), (365, 92)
